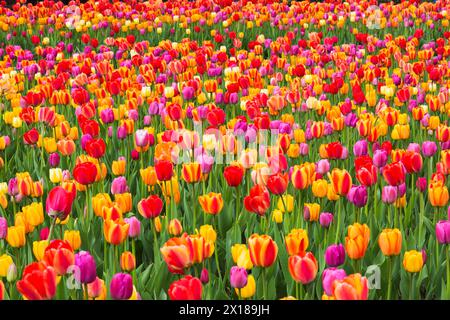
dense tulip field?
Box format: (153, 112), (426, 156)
(0, 0), (450, 301)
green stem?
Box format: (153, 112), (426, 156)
(387, 256), (392, 300)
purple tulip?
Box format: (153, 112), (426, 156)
(229, 266), (248, 289)
(111, 176), (129, 195)
(322, 268), (347, 296)
(373, 150), (388, 168)
(347, 185), (368, 207)
(324, 244), (345, 267)
(48, 153), (60, 167)
(110, 273), (133, 300)
(100, 108), (115, 124)
(75, 251), (97, 284)
(436, 220), (450, 244)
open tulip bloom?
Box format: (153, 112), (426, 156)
(1, 0), (450, 302)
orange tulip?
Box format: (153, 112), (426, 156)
(285, 229), (309, 256)
(345, 223), (370, 260)
(160, 233), (193, 274)
(288, 252), (318, 285)
(198, 192), (224, 215)
(332, 273), (369, 300)
(247, 234), (278, 268)
(378, 228), (402, 256)
(103, 219), (129, 245)
(329, 168), (352, 196)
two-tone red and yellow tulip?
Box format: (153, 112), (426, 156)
(331, 273), (369, 300)
(285, 229), (309, 256)
(329, 168), (352, 196)
(104, 219), (130, 245)
(160, 233), (193, 274)
(247, 234), (278, 268)
(288, 252), (318, 285)
(198, 192), (224, 215)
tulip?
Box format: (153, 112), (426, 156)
(168, 219), (183, 236)
(288, 252), (318, 285)
(247, 234), (278, 268)
(63, 230), (81, 251)
(200, 268), (209, 284)
(436, 221), (450, 245)
(74, 251), (97, 284)
(182, 162), (202, 184)
(198, 192), (224, 215)
(187, 234), (214, 264)
(73, 161), (98, 185)
(329, 168), (352, 196)
(322, 268), (347, 296)
(303, 203), (320, 222)
(347, 185), (368, 208)
(16, 262), (57, 300)
(0, 217), (7, 239)
(403, 250), (424, 273)
(43, 240), (75, 275)
(160, 234), (193, 274)
(6, 225), (26, 248)
(244, 185), (271, 216)
(110, 273), (133, 300)
(230, 266), (248, 289)
(428, 182), (449, 207)
(422, 141), (438, 157)
(0, 254), (13, 277)
(383, 162), (406, 186)
(138, 195), (164, 219)
(332, 273), (369, 300)
(319, 212), (334, 228)
(325, 244), (346, 267)
(155, 159), (174, 181)
(378, 229), (402, 256)
(231, 244), (253, 270)
(46, 186), (74, 220)
(345, 223), (370, 260)
(168, 275), (202, 300)
(103, 219), (129, 245)
(124, 216), (141, 238)
(121, 251), (136, 272)
(312, 179), (328, 198)
(33, 240), (49, 261)
(382, 186), (398, 204)
(266, 173), (289, 195)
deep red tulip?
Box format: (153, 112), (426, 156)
(382, 162), (406, 186)
(223, 164), (245, 187)
(85, 138), (106, 159)
(73, 161), (98, 185)
(46, 186), (74, 220)
(155, 159), (174, 181)
(266, 173), (289, 195)
(244, 185), (271, 216)
(42, 240), (75, 276)
(138, 195), (164, 219)
(23, 128), (40, 145)
(16, 262), (57, 300)
(168, 275), (202, 300)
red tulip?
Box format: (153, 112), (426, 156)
(288, 252), (318, 285)
(266, 173), (289, 195)
(85, 138), (106, 159)
(223, 164), (245, 187)
(155, 159), (174, 181)
(401, 151), (423, 174)
(244, 185), (271, 216)
(23, 128), (40, 145)
(80, 119), (100, 137)
(42, 240), (75, 276)
(73, 161), (98, 185)
(46, 186), (74, 220)
(382, 162), (406, 186)
(326, 142), (344, 159)
(138, 195), (164, 219)
(16, 262), (57, 300)
(168, 275), (202, 300)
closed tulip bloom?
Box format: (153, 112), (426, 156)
(285, 229), (309, 256)
(6, 225), (26, 248)
(223, 163), (245, 187)
(353, 140), (368, 157)
(383, 162), (406, 186)
(16, 262), (57, 300)
(316, 159), (330, 175)
(198, 192), (224, 215)
(266, 173), (289, 195)
(168, 275), (202, 300)
(403, 250), (424, 273)
(138, 195), (163, 219)
(288, 252), (318, 285)
(231, 244), (253, 270)
(345, 223), (370, 260)
(135, 129), (149, 147)
(0, 217), (7, 239)
(230, 266), (248, 289)
(46, 186), (74, 220)
(244, 185), (271, 216)
(200, 268), (209, 284)
(401, 151), (423, 174)
(73, 161), (98, 185)
(319, 212), (334, 228)
(199, 225), (217, 243)
(378, 228), (402, 256)
(75, 251), (97, 284)
(168, 219), (183, 236)
(182, 162), (202, 184)
(87, 277), (106, 300)
(140, 166), (158, 186)
(155, 159), (174, 181)
(325, 244), (346, 267)
(422, 141), (438, 157)
(49, 168), (63, 184)
(373, 149), (388, 168)
(0, 254), (13, 277)
(43, 240), (75, 275)
(332, 273), (369, 300)
(104, 219), (130, 245)
(416, 177), (427, 193)
(121, 251), (136, 272)
(382, 186), (398, 204)
(160, 234), (193, 274)
(329, 168), (352, 196)
(428, 182), (449, 207)
(347, 185), (368, 208)
(111, 177), (128, 195)
(63, 230), (81, 251)
(248, 234), (278, 268)
(312, 179), (328, 198)
(436, 220), (450, 244)
(322, 268), (347, 296)
(110, 273), (133, 300)
(187, 234), (214, 264)
(291, 165), (310, 190)
(112, 157), (126, 176)
(124, 216), (141, 238)
(235, 274), (256, 299)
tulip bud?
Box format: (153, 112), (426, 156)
(319, 212), (333, 228)
(168, 219), (183, 236)
(124, 216), (141, 238)
(48, 153), (60, 167)
(416, 177), (427, 192)
(6, 263), (17, 282)
(40, 227), (49, 240)
(121, 251), (136, 272)
(324, 244), (345, 267)
(200, 268), (209, 284)
(0, 217), (7, 239)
